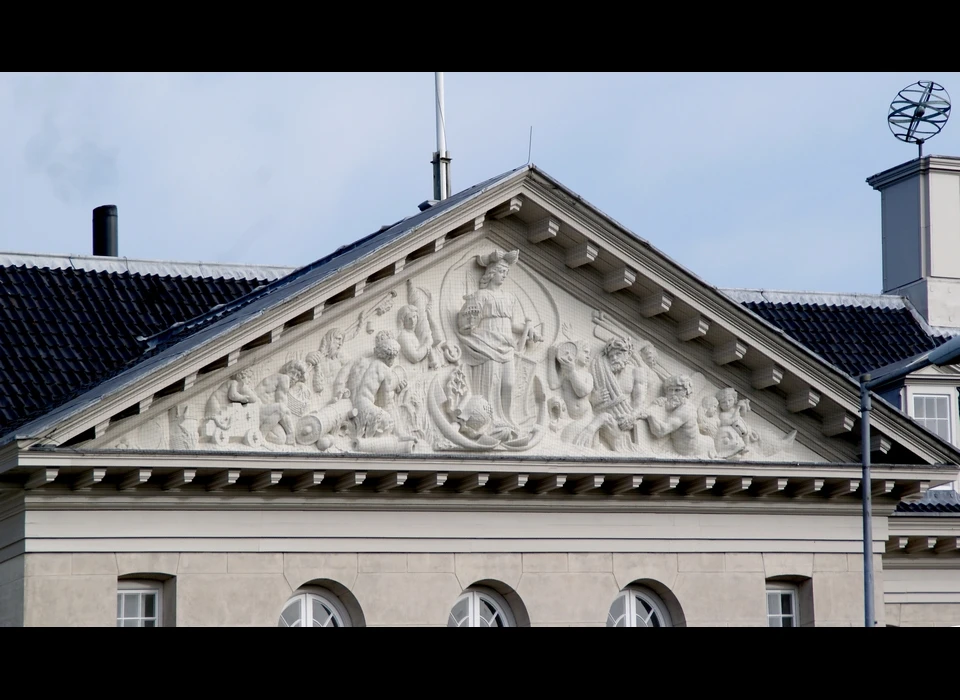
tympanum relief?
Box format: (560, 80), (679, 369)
(109, 243), (811, 461)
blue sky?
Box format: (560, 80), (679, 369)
(1, 72), (958, 294)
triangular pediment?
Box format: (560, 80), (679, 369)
(22, 166), (960, 467)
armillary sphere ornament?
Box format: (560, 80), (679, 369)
(888, 80), (951, 159)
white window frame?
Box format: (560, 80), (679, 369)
(278, 589), (351, 627)
(908, 389), (954, 443)
(607, 586), (672, 627)
(448, 587), (516, 627)
(117, 580), (163, 627)
(902, 383), (959, 445)
(766, 582), (799, 628)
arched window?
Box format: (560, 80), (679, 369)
(607, 587), (672, 627)
(448, 587), (516, 627)
(279, 590), (351, 627)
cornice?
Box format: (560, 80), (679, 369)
(866, 155), (960, 190)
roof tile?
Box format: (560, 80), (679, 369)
(0, 264), (268, 437)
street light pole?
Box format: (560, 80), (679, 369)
(858, 332), (960, 627)
(859, 378), (875, 627)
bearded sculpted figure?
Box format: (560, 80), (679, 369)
(645, 375), (717, 458)
(584, 336), (649, 452)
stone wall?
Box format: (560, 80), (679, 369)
(18, 550), (883, 627)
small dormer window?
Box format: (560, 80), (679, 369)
(911, 393), (952, 442)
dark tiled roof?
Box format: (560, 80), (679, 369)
(2, 165), (529, 444)
(722, 291), (950, 378)
(895, 489), (960, 514)
(0, 265), (269, 437)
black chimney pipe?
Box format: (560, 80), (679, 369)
(92, 205), (118, 257)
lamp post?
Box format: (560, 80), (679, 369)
(859, 333), (960, 627)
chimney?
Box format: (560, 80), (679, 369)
(92, 205), (118, 257)
(867, 156), (960, 327)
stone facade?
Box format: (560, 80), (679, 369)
(15, 550), (886, 627)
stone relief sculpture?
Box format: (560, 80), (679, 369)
(203, 368), (262, 447)
(645, 375), (718, 458)
(126, 240), (813, 462)
(455, 249), (543, 436)
(169, 404), (198, 451)
(585, 335), (651, 452)
(397, 279), (461, 369)
(349, 331), (408, 440)
(427, 364), (547, 451)
(346, 290), (398, 339)
(697, 387), (797, 460)
(314, 328), (347, 393)
(255, 359), (309, 445)
(547, 335), (595, 443)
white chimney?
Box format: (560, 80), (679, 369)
(867, 155), (960, 328)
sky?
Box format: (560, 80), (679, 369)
(1, 71), (958, 294)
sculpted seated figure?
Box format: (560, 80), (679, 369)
(255, 360), (308, 445)
(352, 330), (408, 439)
(204, 367), (259, 431)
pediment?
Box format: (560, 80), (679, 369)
(32, 167), (960, 467)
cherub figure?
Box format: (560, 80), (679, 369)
(698, 393), (745, 459)
(204, 367), (259, 430)
(716, 387), (760, 445)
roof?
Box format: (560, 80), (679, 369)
(0, 164), (529, 445)
(722, 289), (956, 379)
(895, 488), (960, 515)
(0, 262), (274, 437)
(0, 252), (296, 282)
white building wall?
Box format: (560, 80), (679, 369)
(14, 506), (889, 627)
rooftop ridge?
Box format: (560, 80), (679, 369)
(721, 287), (910, 309)
(0, 251), (297, 282)
(721, 288), (959, 339)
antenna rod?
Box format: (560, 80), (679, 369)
(433, 72), (452, 201)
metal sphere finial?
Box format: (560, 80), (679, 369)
(888, 81), (951, 158)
